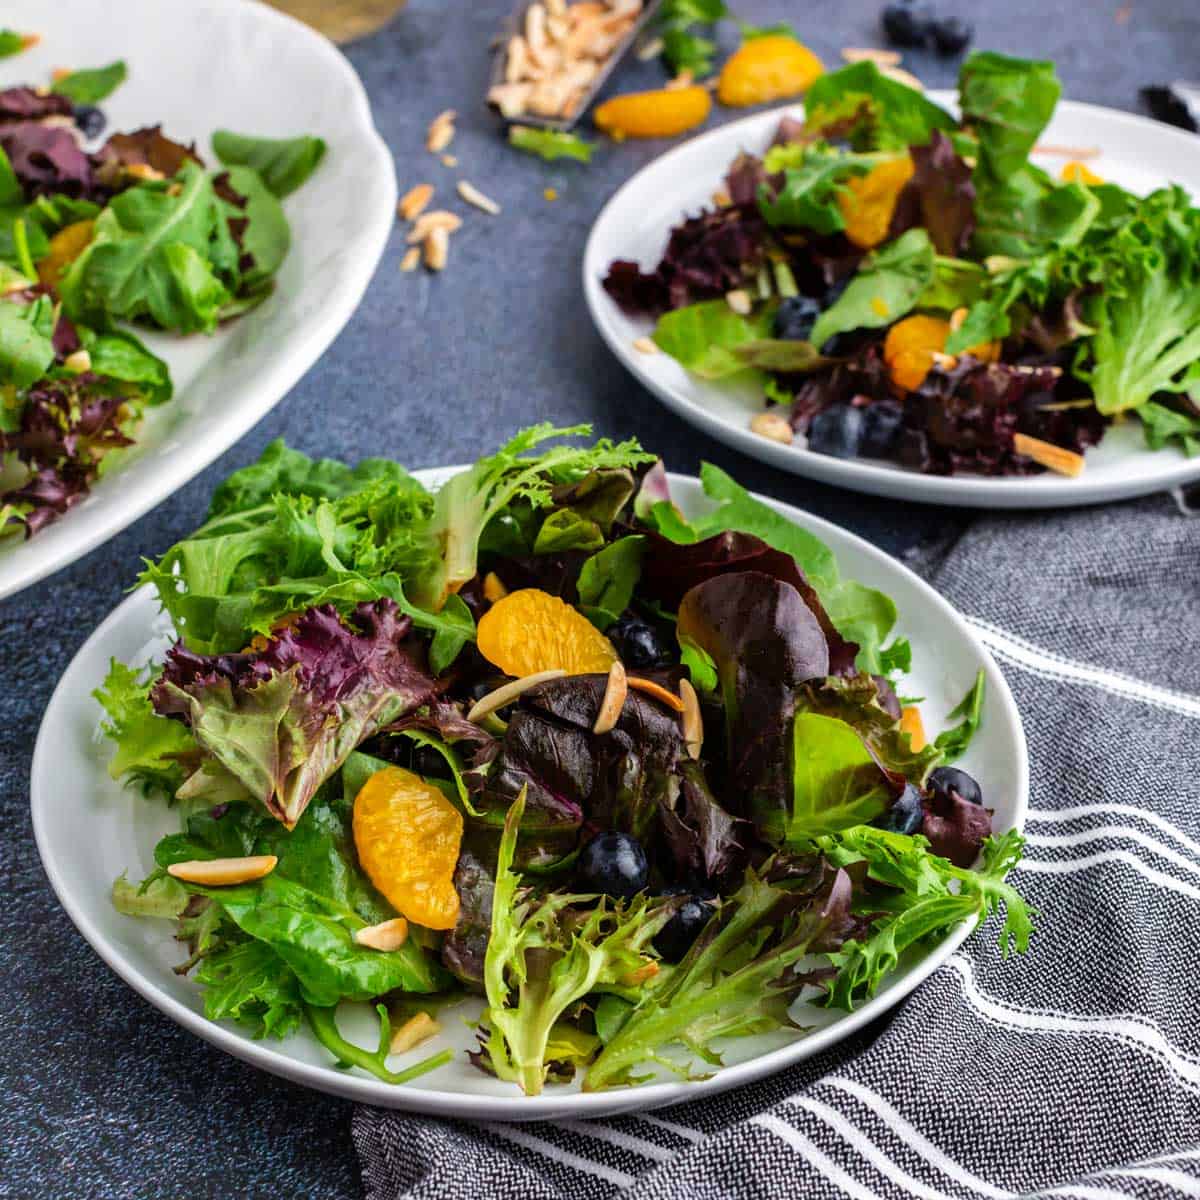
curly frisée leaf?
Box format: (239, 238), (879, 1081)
(816, 824), (1032, 1010)
(479, 789), (678, 1095)
(584, 856), (853, 1090)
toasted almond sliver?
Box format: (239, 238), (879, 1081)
(354, 917), (410, 952)
(168, 855), (278, 886)
(525, 2), (547, 52)
(1034, 143), (1102, 159)
(949, 306), (968, 332)
(398, 182), (434, 221)
(468, 669), (568, 723)
(626, 676), (686, 713)
(633, 336), (659, 355)
(127, 162), (165, 182)
(593, 660), (628, 735)
(441, 154), (458, 167)
(1012, 432), (1086, 478)
(424, 226), (449, 271)
(546, 0), (567, 15)
(750, 411), (794, 445)
(62, 349), (92, 374)
(636, 34), (665, 61)
(457, 179), (501, 215)
(488, 82), (533, 118)
(427, 121), (455, 154)
(725, 288), (752, 316)
(506, 35), (529, 83)
(899, 705), (926, 751)
(390, 1012), (441, 1054)
(880, 65), (925, 91)
(930, 351), (958, 370)
(400, 247), (421, 272)
(678, 677), (703, 759)
(407, 210), (463, 243)
(483, 571), (509, 602)
(841, 47), (903, 65)
(20, 33), (41, 50)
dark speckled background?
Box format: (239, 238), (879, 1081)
(2, 2), (1196, 1196)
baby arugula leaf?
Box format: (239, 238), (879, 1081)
(577, 535), (646, 630)
(933, 670), (986, 763)
(211, 130), (326, 198)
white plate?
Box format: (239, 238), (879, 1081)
(0, 0), (396, 599)
(32, 466), (1028, 1120)
(584, 97), (1200, 509)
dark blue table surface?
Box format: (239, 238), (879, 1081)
(3, 2), (1196, 1195)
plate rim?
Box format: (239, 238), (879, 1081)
(31, 467), (1029, 1120)
(582, 96), (1200, 510)
(0, 0), (398, 601)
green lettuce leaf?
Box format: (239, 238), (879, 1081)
(211, 130), (326, 197)
(1139, 402), (1200, 456)
(0, 294), (55, 388)
(652, 300), (774, 379)
(194, 936), (304, 1038)
(933, 670), (986, 763)
(809, 228), (936, 348)
(508, 126), (595, 164)
(958, 51), (1060, 181)
(51, 60), (127, 104)
(577, 535), (646, 629)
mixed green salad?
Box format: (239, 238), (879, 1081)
(102, 427), (1030, 1094)
(605, 52), (1200, 476)
(0, 61), (324, 537)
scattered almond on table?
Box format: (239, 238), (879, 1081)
(488, 0), (644, 121)
(426, 109), (456, 153)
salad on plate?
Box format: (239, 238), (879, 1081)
(603, 52), (1200, 478)
(0, 57), (324, 538)
(100, 426), (1030, 1095)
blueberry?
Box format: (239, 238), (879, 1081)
(929, 765), (983, 806)
(860, 401), (905, 458)
(773, 295), (821, 342)
(882, 783), (925, 834)
(881, 1), (935, 47)
(73, 104), (106, 139)
(578, 832), (649, 899)
(822, 277), (851, 309)
(410, 744), (450, 779)
(807, 404), (864, 459)
(608, 615), (673, 670)
(930, 16), (972, 55)
(653, 898), (716, 961)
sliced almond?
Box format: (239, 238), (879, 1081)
(899, 705), (926, 751)
(879, 65), (924, 91)
(483, 571), (509, 602)
(568, 1), (608, 20)
(632, 336), (659, 355)
(546, 0), (567, 15)
(20, 33), (41, 51)
(424, 226), (449, 271)
(949, 306), (968, 332)
(468, 669), (568, 723)
(678, 677), (703, 759)
(407, 210), (463, 243)
(841, 47), (903, 65)
(457, 179), (501, 215)
(525, 2), (548, 53)
(1012, 432), (1085, 477)
(398, 182), (434, 221)
(427, 121), (455, 154)
(626, 676), (686, 713)
(528, 77), (572, 116)
(546, 14), (570, 43)
(593, 660), (628, 735)
(750, 411), (794, 445)
(488, 82), (533, 118)
(390, 1011), (441, 1054)
(505, 35), (530, 83)
(168, 855), (278, 886)
(400, 247), (421, 272)
(62, 348), (92, 375)
(354, 917), (410, 951)
(725, 289), (752, 316)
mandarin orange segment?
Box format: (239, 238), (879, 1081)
(37, 218), (94, 289)
(476, 588), (618, 678)
(593, 85), (712, 139)
(717, 35), (824, 107)
(353, 767), (463, 931)
(884, 315), (951, 391)
(1060, 160), (1104, 185)
(838, 156), (916, 249)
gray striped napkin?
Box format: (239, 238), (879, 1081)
(354, 489), (1200, 1200)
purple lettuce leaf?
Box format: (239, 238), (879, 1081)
(0, 122), (95, 198)
(151, 600), (435, 827)
(660, 759), (747, 885)
(889, 130), (976, 256)
(677, 572), (830, 838)
(921, 788), (993, 868)
(0, 88), (74, 122)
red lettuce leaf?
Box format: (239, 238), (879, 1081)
(889, 130), (976, 256)
(0, 122), (95, 198)
(151, 600), (435, 827)
(0, 88), (73, 122)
